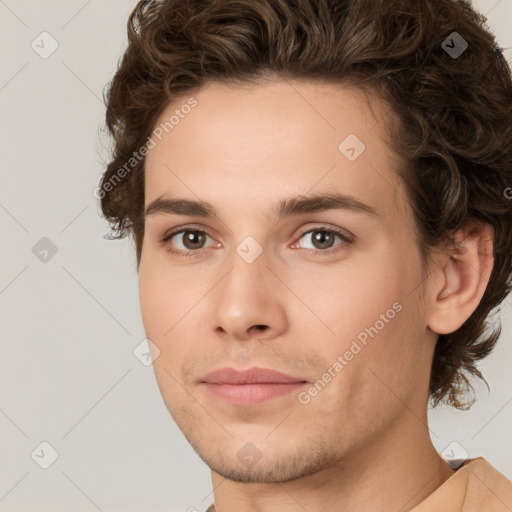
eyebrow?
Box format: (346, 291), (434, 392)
(144, 192), (380, 222)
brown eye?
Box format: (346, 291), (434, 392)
(162, 228), (215, 254)
(310, 230), (336, 249)
(181, 230), (207, 250)
(294, 226), (354, 255)
(298, 229), (344, 251)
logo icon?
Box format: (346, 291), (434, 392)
(338, 133), (366, 161)
(441, 32), (468, 59)
(133, 338), (161, 366)
(237, 442), (262, 468)
(31, 441), (59, 469)
(32, 237), (58, 263)
(31, 32), (59, 59)
(236, 236), (263, 264)
(441, 441), (469, 469)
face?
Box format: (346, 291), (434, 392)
(139, 79), (436, 483)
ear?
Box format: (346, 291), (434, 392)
(426, 220), (494, 335)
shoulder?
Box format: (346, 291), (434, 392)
(460, 457), (512, 511)
(412, 457), (512, 512)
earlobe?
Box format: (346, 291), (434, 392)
(427, 221), (494, 335)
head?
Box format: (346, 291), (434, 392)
(98, 0), (512, 483)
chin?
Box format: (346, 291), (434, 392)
(191, 438), (339, 484)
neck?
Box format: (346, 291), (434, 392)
(209, 416), (454, 512)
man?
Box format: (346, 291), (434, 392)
(98, 0), (512, 510)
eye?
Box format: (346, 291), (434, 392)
(161, 227), (218, 256)
(160, 224), (354, 258)
(295, 227), (353, 253)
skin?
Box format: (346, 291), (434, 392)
(138, 79), (494, 511)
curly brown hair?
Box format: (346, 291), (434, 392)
(98, 0), (512, 409)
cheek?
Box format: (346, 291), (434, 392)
(291, 254), (423, 402)
(288, 256), (402, 342)
(138, 259), (205, 374)
(306, 300), (424, 446)
(138, 253), (194, 333)
(137, 260), (185, 365)
(138, 267), (187, 407)
(138, 262), (164, 336)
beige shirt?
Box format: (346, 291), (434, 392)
(205, 458), (512, 512)
(411, 457), (512, 511)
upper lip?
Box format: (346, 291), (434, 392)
(200, 367), (307, 384)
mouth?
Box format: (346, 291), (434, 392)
(199, 367), (309, 405)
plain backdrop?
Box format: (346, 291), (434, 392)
(1, 1), (511, 511)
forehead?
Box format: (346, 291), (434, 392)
(144, 79), (407, 222)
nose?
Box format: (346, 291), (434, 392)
(210, 249), (288, 342)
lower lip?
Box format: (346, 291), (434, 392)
(202, 382), (307, 405)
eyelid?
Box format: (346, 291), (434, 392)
(161, 223), (354, 241)
(160, 224), (218, 248)
(295, 223), (355, 243)
(162, 223), (211, 237)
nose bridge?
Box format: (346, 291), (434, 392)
(220, 231), (269, 293)
(219, 240), (269, 313)
(210, 238), (286, 340)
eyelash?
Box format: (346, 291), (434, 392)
(159, 224), (354, 258)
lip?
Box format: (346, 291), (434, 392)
(199, 367), (308, 405)
(201, 367), (306, 385)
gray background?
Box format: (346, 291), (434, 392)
(1, 1), (511, 511)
